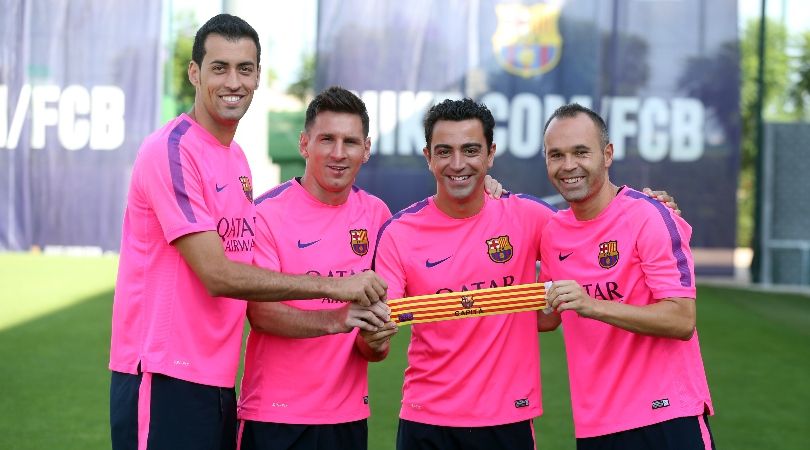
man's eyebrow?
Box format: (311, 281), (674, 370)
(208, 60), (256, 67)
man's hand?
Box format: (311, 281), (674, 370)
(642, 187), (680, 216)
(337, 301), (391, 333)
(357, 322), (398, 361)
(547, 280), (599, 318)
(331, 271), (388, 306)
(484, 174), (504, 199)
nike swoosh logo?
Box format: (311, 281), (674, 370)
(425, 256), (451, 268)
(297, 239), (321, 249)
(215, 184), (227, 192)
(559, 252), (573, 261)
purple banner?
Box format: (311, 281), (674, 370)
(316, 0), (740, 263)
(0, 0), (162, 251)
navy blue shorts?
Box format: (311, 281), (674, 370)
(110, 370), (237, 450)
(396, 418), (535, 450)
(576, 414), (716, 450)
(237, 419), (368, 450)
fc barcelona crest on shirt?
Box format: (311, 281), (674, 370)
(350, 229), (369, 256)
(598, 240), (619, 269)
(486, 235), (513, 263)
(460, 295), (474, 309)
(239, 176), (253, 202)
(492, 2), (563, 78)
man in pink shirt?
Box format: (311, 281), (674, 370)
(108, 17), (386, 450)
(237, 88), (507, 450)
(237, 87), (397, 450)
(373, 99), (560, 449)
(539, 103), (715, 449)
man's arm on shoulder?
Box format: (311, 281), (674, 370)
(547, 280), (695, 340)
(173, 231), (386, 305)
(484, 174), (504, 199)
(247, 300), (390, 338)
(642, 187), (681, 215)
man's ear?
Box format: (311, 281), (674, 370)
(603, 142), (614, 168)
(362, 137), (371, 163)
(188, 61), (199, 87)
(299, 131), (309, 158)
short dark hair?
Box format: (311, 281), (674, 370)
(543, 103), (609, 149)
(424, 98), (495, 150)
(304, 86), (370, 137)
(192, 14), (261, 67)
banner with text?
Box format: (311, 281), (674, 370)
(316, 0), (740, 260)
(0, 0), (161, 251)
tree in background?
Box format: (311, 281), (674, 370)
(738, 18), (792, 247)
(167, 11), (197, 117)
(287, 53), (315, 103)
(789, 30), (810, 119)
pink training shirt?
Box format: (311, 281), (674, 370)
(539, 187), (713, 438)
(373, 193), (556, 427)
(109, 114), (255, 388)
(238, 179), (392, 424)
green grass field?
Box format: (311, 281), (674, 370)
(1, 254), (809, 449)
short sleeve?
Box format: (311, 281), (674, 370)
(139, 138), (216, 243)
(636, 204), (696, 300)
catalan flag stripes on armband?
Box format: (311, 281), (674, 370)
(388, 283), (547, 325)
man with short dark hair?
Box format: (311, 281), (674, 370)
(236, 86), (397, 450)
(540, 103), (715, 449)
(108, 17), (386, 450)
(374, 98), (558, 450)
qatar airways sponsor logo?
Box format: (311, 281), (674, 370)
(305, 268), (372, 303)
(217, 216), (255, 252)
(582, 281), (624, 301)
(434, 275), (515, 294)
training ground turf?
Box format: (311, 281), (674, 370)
(0, 254), (808, 449)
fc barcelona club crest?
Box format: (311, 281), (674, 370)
(350, 229), (369, 256)
(486, 235), (513, 263)
(239, 176), (253, 202)
(460, 295), (474, 309)
(598, 240), (619, 269)
(492, 1), (563, 78)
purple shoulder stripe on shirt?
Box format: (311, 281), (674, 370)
(371, 198), (430, 270)
(626, 190), (692, 287)
(514, 192), (559, 212)
(254, 180), (294, 206)
(168, 120), (195, 223)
